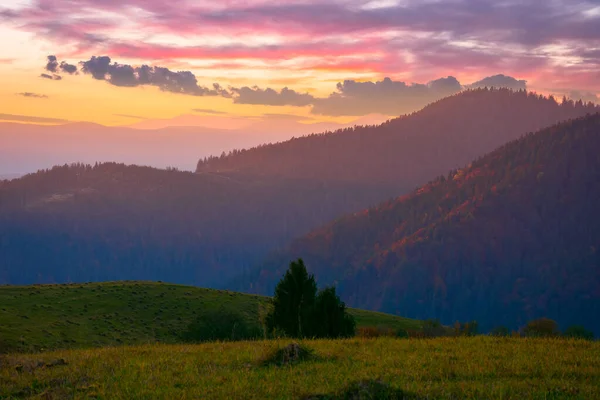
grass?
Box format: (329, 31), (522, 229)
(0, 281), (421, 353)
(0, 337), (598, 399)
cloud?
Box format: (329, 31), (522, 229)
(40, 73), (62, 80)
(310, 76), (464, 116)
(231, 86), (314, 107)
(192, 109), (230, 115)
(45, 55), (58, 73)
(0, 58), (14, 64)
(0, 113), (68, 124)
(16, 92), (48, 99)
(60, 61), (78, 74)
(79, 56), (230, 97)
(468, 74), (527, 91)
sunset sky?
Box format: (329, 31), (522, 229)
(0, 0), (599, 127)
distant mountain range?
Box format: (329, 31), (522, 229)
(239, 114), (600, 333)
(0, 115), (387, 175)
(2, 89), (598, 333)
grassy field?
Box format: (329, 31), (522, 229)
(0, 281), (422, 353)
(0, 337), (598, 399)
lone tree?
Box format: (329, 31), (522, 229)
(266, 259), (317, 338)
(266, 258), (356, 338)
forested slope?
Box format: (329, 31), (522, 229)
(198, 88), (597, 189)
(240, 114), (600, 333)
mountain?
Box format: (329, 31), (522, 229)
(0, 163), (392, 286)
(239, 114), (600, 333)
(0, 115), (386, 176)
(1, 89), (596, 289)
(197, 89), (597, 188)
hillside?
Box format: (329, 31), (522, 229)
(0, 282), (421, 353)
(239, 114), (600, 333)
(1, 89), (596, 288)
(0, 164), (392, 286)
(198, 88), (597, 188)
(2, 338), (599, 399)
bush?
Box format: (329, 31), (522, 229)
(521, 318), (560, 338)
(564, 325), (594, 340)
(261, 342), (317, 367)
(181, 308), (261, 342)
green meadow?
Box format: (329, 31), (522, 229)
(0, 281), (421, 353)
(1, 337), (598, 399)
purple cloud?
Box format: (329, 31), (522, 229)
(78, 56), (230, 97)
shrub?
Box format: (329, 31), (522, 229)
(261, 342), (317, 367)
(564, 325), (594, 340)
(181, 308), (261, 342)
(521, 318), (560, 338)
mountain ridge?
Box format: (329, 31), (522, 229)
(237, 113), (600, 333)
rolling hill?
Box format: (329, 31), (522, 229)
(0, 281), (421, 353)
(238, 114), (600, 333)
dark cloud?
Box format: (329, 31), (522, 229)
(59, 61), (78, 74)
(40, 73), (62, 80)
(16, 92), (48, 99)
(231, 86), (314, 106)
(45, 55), (58, 73)
(468, 74), (527, 91)
(192, 109), (229, 115)
(79, 56), (228, 97)
(0, 113), (68, 124)
(311, 76), (464, 116)
(309, 74), (527, 116)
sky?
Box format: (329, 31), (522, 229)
(0, 0), (599, 128)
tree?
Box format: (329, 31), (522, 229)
(266, 259), (317, 338)
(522, 318), (559, 337)
(564, 325), (594, 340)
(311, 286), (356, 338)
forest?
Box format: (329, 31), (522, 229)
(198, 88), (597, 189)
(238, 114), (600, 333)
(1, 89), (598, 322)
